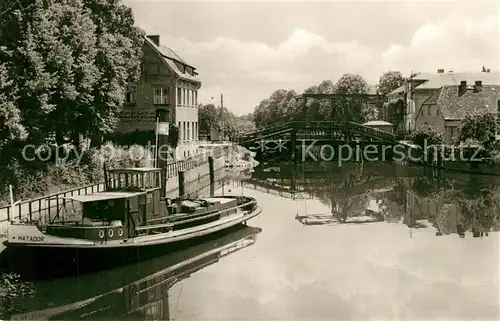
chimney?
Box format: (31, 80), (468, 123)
(474, 80), (482, 92)
(459, 81), (467, 95)
(147, 35), (160, 46)
(437, 69), (444, 73)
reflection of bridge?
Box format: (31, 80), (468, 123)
(240, 174), (395, 202)
(233, 121), (396, 161)
(8, 226), (261, 320)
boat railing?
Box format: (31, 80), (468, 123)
(1, 149), (230, 224)
(1, 183), (105, 224)
(135, 198), (258, 233)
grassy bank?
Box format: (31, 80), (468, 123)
(0, 142), (153, 207)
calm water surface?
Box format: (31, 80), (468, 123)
(2, 162), (499, 320)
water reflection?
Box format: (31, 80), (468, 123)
(4, 226), (261, 320)
(249, 162), (500, 237)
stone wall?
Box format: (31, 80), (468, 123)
(165, 156), (225, 198)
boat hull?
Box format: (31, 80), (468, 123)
(5, 206), (262, 249)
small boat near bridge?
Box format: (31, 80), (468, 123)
(5, 167), (261, 250)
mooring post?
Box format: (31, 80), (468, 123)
(208, 156), (215, 196)
(178, 170), (185, 198)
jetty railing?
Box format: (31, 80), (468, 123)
(0, 148), (230, 223)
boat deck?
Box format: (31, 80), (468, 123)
(202, 198), (235, 204)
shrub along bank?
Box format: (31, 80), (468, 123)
(0, 142), (153, 207)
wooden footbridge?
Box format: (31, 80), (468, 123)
(232, 121), (397, 161)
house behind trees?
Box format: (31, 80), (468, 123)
(116, 34), (202, 159)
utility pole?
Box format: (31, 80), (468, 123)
(220, 93), (224, 141)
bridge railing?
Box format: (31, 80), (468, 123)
(236, 122), (291, 141)
(345, 121), (396, 142)
(235, 121), (396, 144)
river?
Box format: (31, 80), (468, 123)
(1, 161), (499, 320)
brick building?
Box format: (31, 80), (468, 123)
(116, 35), (202, 158)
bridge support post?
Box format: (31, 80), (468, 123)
(178, 170), (185, 198)
(208, 156), (215, 196)
(291, 129), (297, 162)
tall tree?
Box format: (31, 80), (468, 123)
(335, 73), (368, 94)
(253, 89), (298, 127)
(198, 104), (219, 132)
(0, 0), (144, 147)
(455, 113), (498, 151)
(334, 73), (369, 122)
(0, 64), (26, 148)
(377, 71), (405, 96)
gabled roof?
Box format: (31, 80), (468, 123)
(144, 36), (201, 84)
(387, 84), (406, 96)
(387, 72), (500, 95)
(421, 85), (500, 120)
(414, 72), (500, 90)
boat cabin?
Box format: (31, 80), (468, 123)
(40, 167), (247, 243)
(106, 167), (163, 192)
(104, 167), (168, 224)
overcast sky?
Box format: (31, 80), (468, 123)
(124, 0), (500, 116)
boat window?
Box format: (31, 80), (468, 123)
(144, 172), (151, 189)
(83, 199), (124, 221)
(138, 174), (144, 188)
(112, 174), (119, 189)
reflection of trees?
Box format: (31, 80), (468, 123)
(455, 188), (499, 236)
(404, 172), (500, 236)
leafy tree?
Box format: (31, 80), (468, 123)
(198, 104), (219, 132)
(253, 89), (298, 127)
(386, 99), (405, 131)
(335, 73), (368, 94)
(0, 0), (144, 147)
(377, 71), (405, 96)
(410, 124), (443, 147)
(0, 64), (26, 148)
(455, 113), (498, 151)
(333, 74), (370, 122)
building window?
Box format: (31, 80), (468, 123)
(177, 88), (181, 105)
(187, 89), (191, 106)
(183, 89), (186, 105)
(183, 122), (186, 142)
(192, 121), (195, 140)
(153, 86), (169, 104)
(446, 126), (457, 141)
(195, 91), (198, 106)
(178, 121), (181, 140)
(125, 86), (136, 104)
(187, 122), (190, 140)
